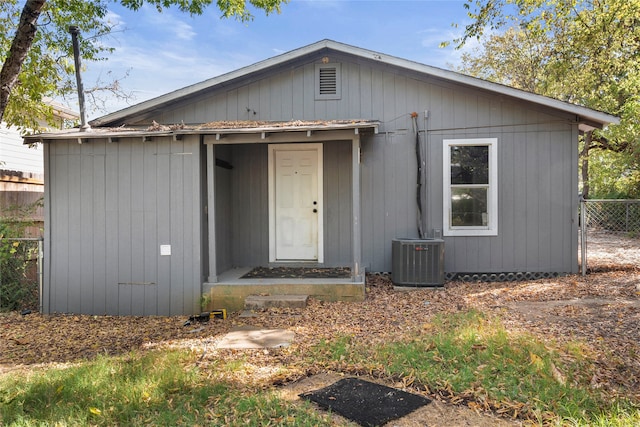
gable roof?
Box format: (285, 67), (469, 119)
(92, 39), (617, 129)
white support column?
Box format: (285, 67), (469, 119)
(206, 143), (218, 283)
(352, 135), (363, 281)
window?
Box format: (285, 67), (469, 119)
(315, 63), (341, 100)
(443, 138), (498, 236)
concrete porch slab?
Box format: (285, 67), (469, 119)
(203, 267), (365, 313)
(216, 326), (295, 349)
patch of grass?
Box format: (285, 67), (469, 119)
(382, 311), (600, 420)
(308, 310), (639, 424)
(568, 403), (640, 426)
(0, 350), (331, 426)
(312, 334), (354, 362)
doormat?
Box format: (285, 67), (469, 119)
(241, 266), (350, 279)
(299, 377), (431, 426)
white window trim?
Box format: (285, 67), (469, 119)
(443, 138), (498, 236)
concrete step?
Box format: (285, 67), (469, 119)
(245, 294), (309, 310)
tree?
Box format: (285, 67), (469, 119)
(456, 27), (552, 93)
(0, 0), (287, 130)
(452, 0), (640, 198)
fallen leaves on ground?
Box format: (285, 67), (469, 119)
(0, 313), (231, 371)
(1, 262), (639, 423)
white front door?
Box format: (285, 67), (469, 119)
(269, 143), (323, 262)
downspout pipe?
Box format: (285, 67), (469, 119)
(68, 26), (90, 132)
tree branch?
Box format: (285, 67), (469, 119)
(0, 0), (47, 122)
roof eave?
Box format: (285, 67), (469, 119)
(23, 120), (380, 144)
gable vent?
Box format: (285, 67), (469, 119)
(315, 63), (341, 100)
(319, 67), (337, 95)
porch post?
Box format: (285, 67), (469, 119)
(352, 135), (363, 281)
(206, 143), (218, 282)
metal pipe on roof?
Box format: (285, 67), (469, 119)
(68, 26), (90, 132)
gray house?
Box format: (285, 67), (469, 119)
(25, 40), (617, 315)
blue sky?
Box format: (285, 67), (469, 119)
(84, 0), (475, 118)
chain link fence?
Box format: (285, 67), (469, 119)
(0, 238), (42, 312)
(580, 199), (640, 274)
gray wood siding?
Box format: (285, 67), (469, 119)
(361, 132), (418, 272)
(424, 104), (578, 274)
(123, 53), (580, 274)
(323, 141), (353, 265)
(213, 144), (234, 273)
(43, 136), (202, 315)
(230, 143), (269, 267)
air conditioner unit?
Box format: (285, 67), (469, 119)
(392, 238), (445, 286)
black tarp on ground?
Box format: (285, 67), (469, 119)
(300, 377), (431, 426)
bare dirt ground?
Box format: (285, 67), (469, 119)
(582, 230), (640, 267)
(1, 233), (639, 426)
